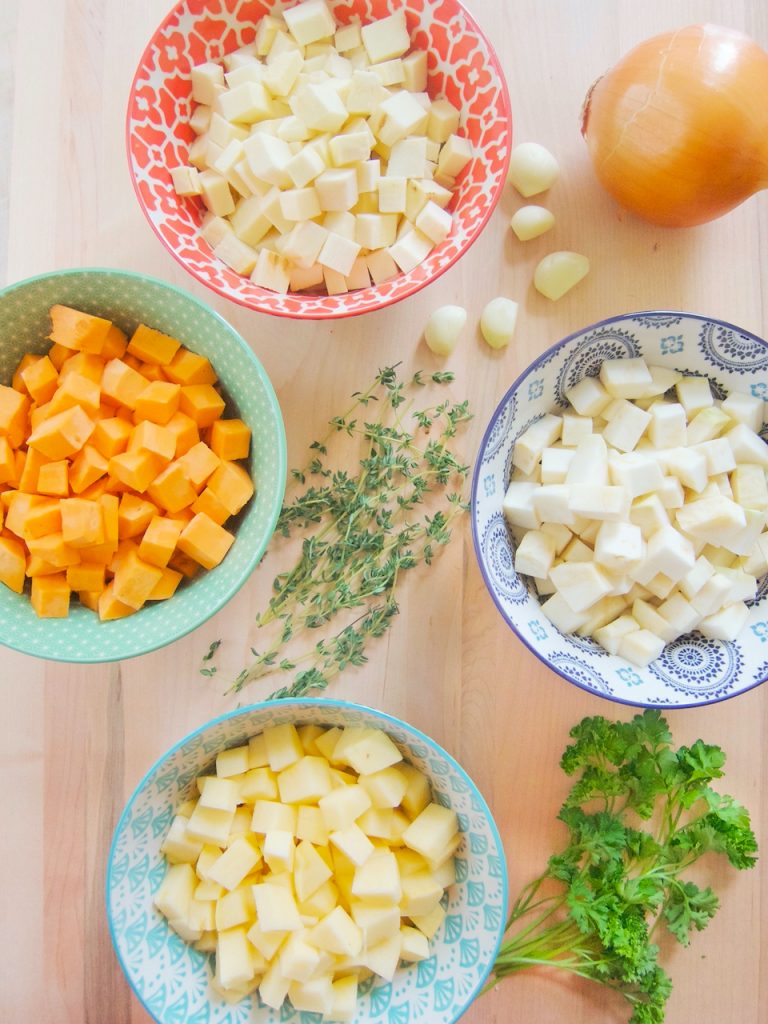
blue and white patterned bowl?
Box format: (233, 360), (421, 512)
(472, 311), (768, 709)
(106, 699), (509, 1024)
(0, 268), (287, 662)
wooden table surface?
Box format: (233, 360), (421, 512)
(1, 0), (767, 1021)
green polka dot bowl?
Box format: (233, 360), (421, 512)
(106, 698), (509, 1024)
(0, 268), (287, 662)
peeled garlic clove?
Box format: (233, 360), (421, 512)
(534, 251), (590, 301)
(480, 297), (519, 349)
(507, 143), (559, 197)
(510, 205), (555, 241)
(424, 304), (467, 356)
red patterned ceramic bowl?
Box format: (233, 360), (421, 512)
(127, 0), (512, 319)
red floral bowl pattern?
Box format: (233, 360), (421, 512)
(127, 0), (512, 319)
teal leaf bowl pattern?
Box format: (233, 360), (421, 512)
(106, 699), (509, 1024)
(0, 268), (286, 662)
(472, 310), (768, 708)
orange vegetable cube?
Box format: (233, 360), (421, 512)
(108, 450), (163, 493)
(100, 494), (120, 546)
(147, 565), (183, 600)
(167, 549), (202, 579)
(69, 445), (109, 494)
(25, 533), (80, 568)
(47, 373), (101, 419)
(0, 438), (16, 485)
(167, 507), (194, 526)
(20, 356), (58, 405)
(127, 324), (182, 366)
(37, 460), (69, 497)
(60, 498), (105, 548)
(165, 348), (217, 386)
(178, 441), (220, 490)
(29, 403), (51, 433)
(0, 385), (31, 448)
(47, 343), (71, 371)
(191, 487), (230, 526)
(92, 417), (133, 460)
(48, 304), (112, 353)
(209, 418), (251, 461)
(27, 405), (94, 460)
(78, 590), (101, 612)
(4, 492), (46, 537)
(165, 411), (200, 457)
(0, 535), (26, 593)
(128, 421), (176, 462)
(178, 512), (235, 569)
(179, 385), (226, 428)
(118, 494), (158, 539)
(24, 499), (62, 540)
(26, 556), (62, 578)
(138, 516), (183, 567)
(31, 573), (71, 618)
(122, 354), (144, 372)
(112, 547), (163, 610)
(101, 324), (128, 360)
(59, 352), (104, 385)
(12, 354), (41, 394)
(77, 477), (111, 501)
(133, 380), (181, 425)
(98, 582), (137, 620)
(207, 460), (255, 516)
(108, 538), (139, 575)
(100, 359), (149, 410)
(138, 362), (167, 382)
(147, 461), (197, 514)
(66, 562), (106, 592)
(18, 447), (51, 494)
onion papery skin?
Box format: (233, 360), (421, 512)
(582, 24), (768, 227)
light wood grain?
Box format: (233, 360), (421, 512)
(1, 1), (767, 1021)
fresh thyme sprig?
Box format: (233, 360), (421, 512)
(229, 366), (472, 698)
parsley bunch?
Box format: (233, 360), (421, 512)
(229, 365), (471, 698)
(490, 710), (757, 1023)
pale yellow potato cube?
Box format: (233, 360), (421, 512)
(186, 804), (236, 846)
(309, 906), (363, 956)
(403, 803), (459, 863)
(358, 765), (407, 808)
(313, 725), (344, 762)
(398, 762), (431, 818)
(259, 959), (292, 1010)
(154, 862), (196, 922)
(294, 839), (333, 902)
(319, 784), (372, 831)
(227, 804), (255, 839)
(195, 878), (224, 902)
(251, 799), (298, 835)
(215, 884), (255, 931)
(240, 766), (279, 803)
(247, 920), (288, 960)
(426, 829), (463, 870)
(264, 829), (296, 873)
(395, 847), (430, 876)
(198, 776), (241, 813)
(216, 925), (258, 990)
(168, 916), (204, 943)
(297, 723), (327, 753)
(329, 974), (358, 1022)
(279, 930), (322, 982)
(195, 844), (223, 881)
(278, 755), (334, 804)
(350, 901), (400, 947)
(160, 815), (204, 864)
(264, 723), (305, 771)
(296, 805), (329, 846)
(194, 930), (218, 953)
(252, 881), (303, 932)
(351, 848), (401, 903)
(410, 902), (446, 939)
(248, 732), (269, 768)
(297, 878), (339, 918)
(330, 823), (375, 866)
(342, 729), (403, 775)
(330, 768), (358, 788)
(359, 931), (401, 981)
(357, 806), (395, 839)
(431, 855), (456, 889)
(288, 974), (334, 1015)
(188, 897), (216, 934)
(400, 869), (443, 917)
(400, 925), (430, 962)
(208, 836), (261, 891)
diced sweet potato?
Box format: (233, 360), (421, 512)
(101, 359), (149, 410)
(48, 304), (112, 353)
(18, 448), (51, 494)
(24, 500), (62, 540)
(147, 565), (183, 600)
(12, 354), (41, 394)
(60, 497), (105, 548)
(127, 324), (182, 366)
(179, 385), (226, 428)
(59, 352), (104, 385)
(147, 461), (197, 513)
(207, 460), (255, 516)
(138, 516), (184, 567)
(128, 421), (176, 463)
(100, 494), (119, 546)
(134, 380), (181, 425)
(0, 438), (16, 485)
(178, 441), (220, 490)
(165, 348), (217, 386)
(30, 573), (71, 618)
(69, 445), (109, 494)
(209, 418), (251, 461)
(191, 487), (230, 526)
(178, 512), (235, 569)
(165, 411), (200, 456)
(48, 372), (101, 418)
(101, 324), (128, 360)
(108, 450), (163, 493)
(36, 460), (69, 497)
(47, 343), (71, 371)
(25, 533), (80, 568)
(0, 385), (30, 448)
(26, 556), (62, 578)
(112, 547), (163, 610)
(5, 492), (46, 537)
(91, 417), (133, 459)
(27, 405), (94, 460)
(98, 582), (136, 620)
(0, 535), (26, 593)
(118, 494), (159, 539)
(66, 561), (106, 592)
(20, 356), (58, 405)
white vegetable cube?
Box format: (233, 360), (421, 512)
(560, 414), (592, 448)
(215, 884), (256, 931)
(594, 614), (640, 655)
(286, 144), (326, 187)
(698, 601), (750, 641)
(630, 493), (670, 538)
(656, 474), (685, 509)
(263, 49), (305, 96)
(686, 405), (731, 444)
(649, 402), (687, 448)
(240, 766), (278, 803)
(360, 10), (410, 63)
(415, 200), (452, 244)
(230, 194), (271, 246)
(566, 376), (611, 417)
(540, 521), (573, 554)
(725, 422), (768, 466)
(282, 220), (329, 269)
(315, 168), (359, 210)
(632, 524), (695, 585)
(721, 390), (763, 432)
(341, 728), (402, 775)
(319, 783), (372, 831)
(437, 134), (473, 177)
(608, 451), (665, 498)
(402, 803), (458, 862)
(366, 248), (399, 284)
(599, 358), (653, 399)
(569, 484), (630, 522)
(208, 837), (261, 891)
(502, 481), (540, 530)
(549, 561), (613, 612)
(290, 82), (348, 132)
(329, 975), (358, 1023)
(562, 536), (593, 562)
(199, 170), (236, 217)
(388, 136), (428, 178)
(328, 129), (371, 166)
(288, 976), (334, 1016)
(298, 879), (339, 918)
(324, 267), (349, 295)
(355, 212), (398, 249)
(283, 0), (336, 45)
(351, 847), (402, 903)
(631, 598), (680, 643)
(358, 931), (404, 982)
(675, 494), (746, 543)
(160, 815), (204, 864)
(400, 925), (430, 963)
(396, 762), (431, 819)
(513, 414), (563, 475)
(318, 231), (361, 275)
(279, 186), (322, 221)
(251, 799), (298, 835)
(617, 628), (665, 667)
(350, 901), (400, 948)
(170, 165), (202, 196)
(330, 822), (375, 865)
(532, 484), (576, 527)
(192, 61), (225, 105)
(155, 862), (197, 921)
(377, 175), (407, 213)
(198, 776), (240, 813)
(335, 21), (362, 52)
(213, 233), (259, 274)
(309, 905), (363, 956)
(294, 839), (333, 902)
(243, 133), (293, 186)
(410, 902), (446, 940)
(400, 869), (443, 917)
(290, 262), (325, 291)
(741, 533), (768, 576)
(388, 229), (433, 273)
(714, 566), (757, 603)
(277, 755), (334, 804)
(690, 572), (734, 615)
(732, 464), (768, 509)
(424, 99), (460, 145)
(402, 48), (428, 90)
(378, 91), (429, 147)
(217, 926), (258, 989)
(594, 520), (645, 572)
(259, 961), (291, 1010)
(264, 722), (305, 771)
(601, 399), (651, 452)
(691, 438), (736, 475)
(252, 882), (303, 932)
(565, 433), (609, 486)
(278, 931), (322, 982)
(346, 69), (387, 114)
(218, 81), (271, 123)
(541, 447), (575, 484)
(263, 829), (296, 873)
(676, 376), (714, 416)
(514, 529), (556, 578)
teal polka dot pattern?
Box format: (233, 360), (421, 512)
(0, 268), (287, 662)
(106, 700), (509, 1024)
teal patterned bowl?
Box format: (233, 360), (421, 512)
(106, 699), (509, 1024)
(0, 268), (286, 662)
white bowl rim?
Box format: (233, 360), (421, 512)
(470, 307), (768, 710)
(106, 696), (511, 1023)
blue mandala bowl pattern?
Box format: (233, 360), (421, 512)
(471, 310), (768, 709)
(107, 700), (509, 1024)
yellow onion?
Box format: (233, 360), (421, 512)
(581, 24), (768, 227)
